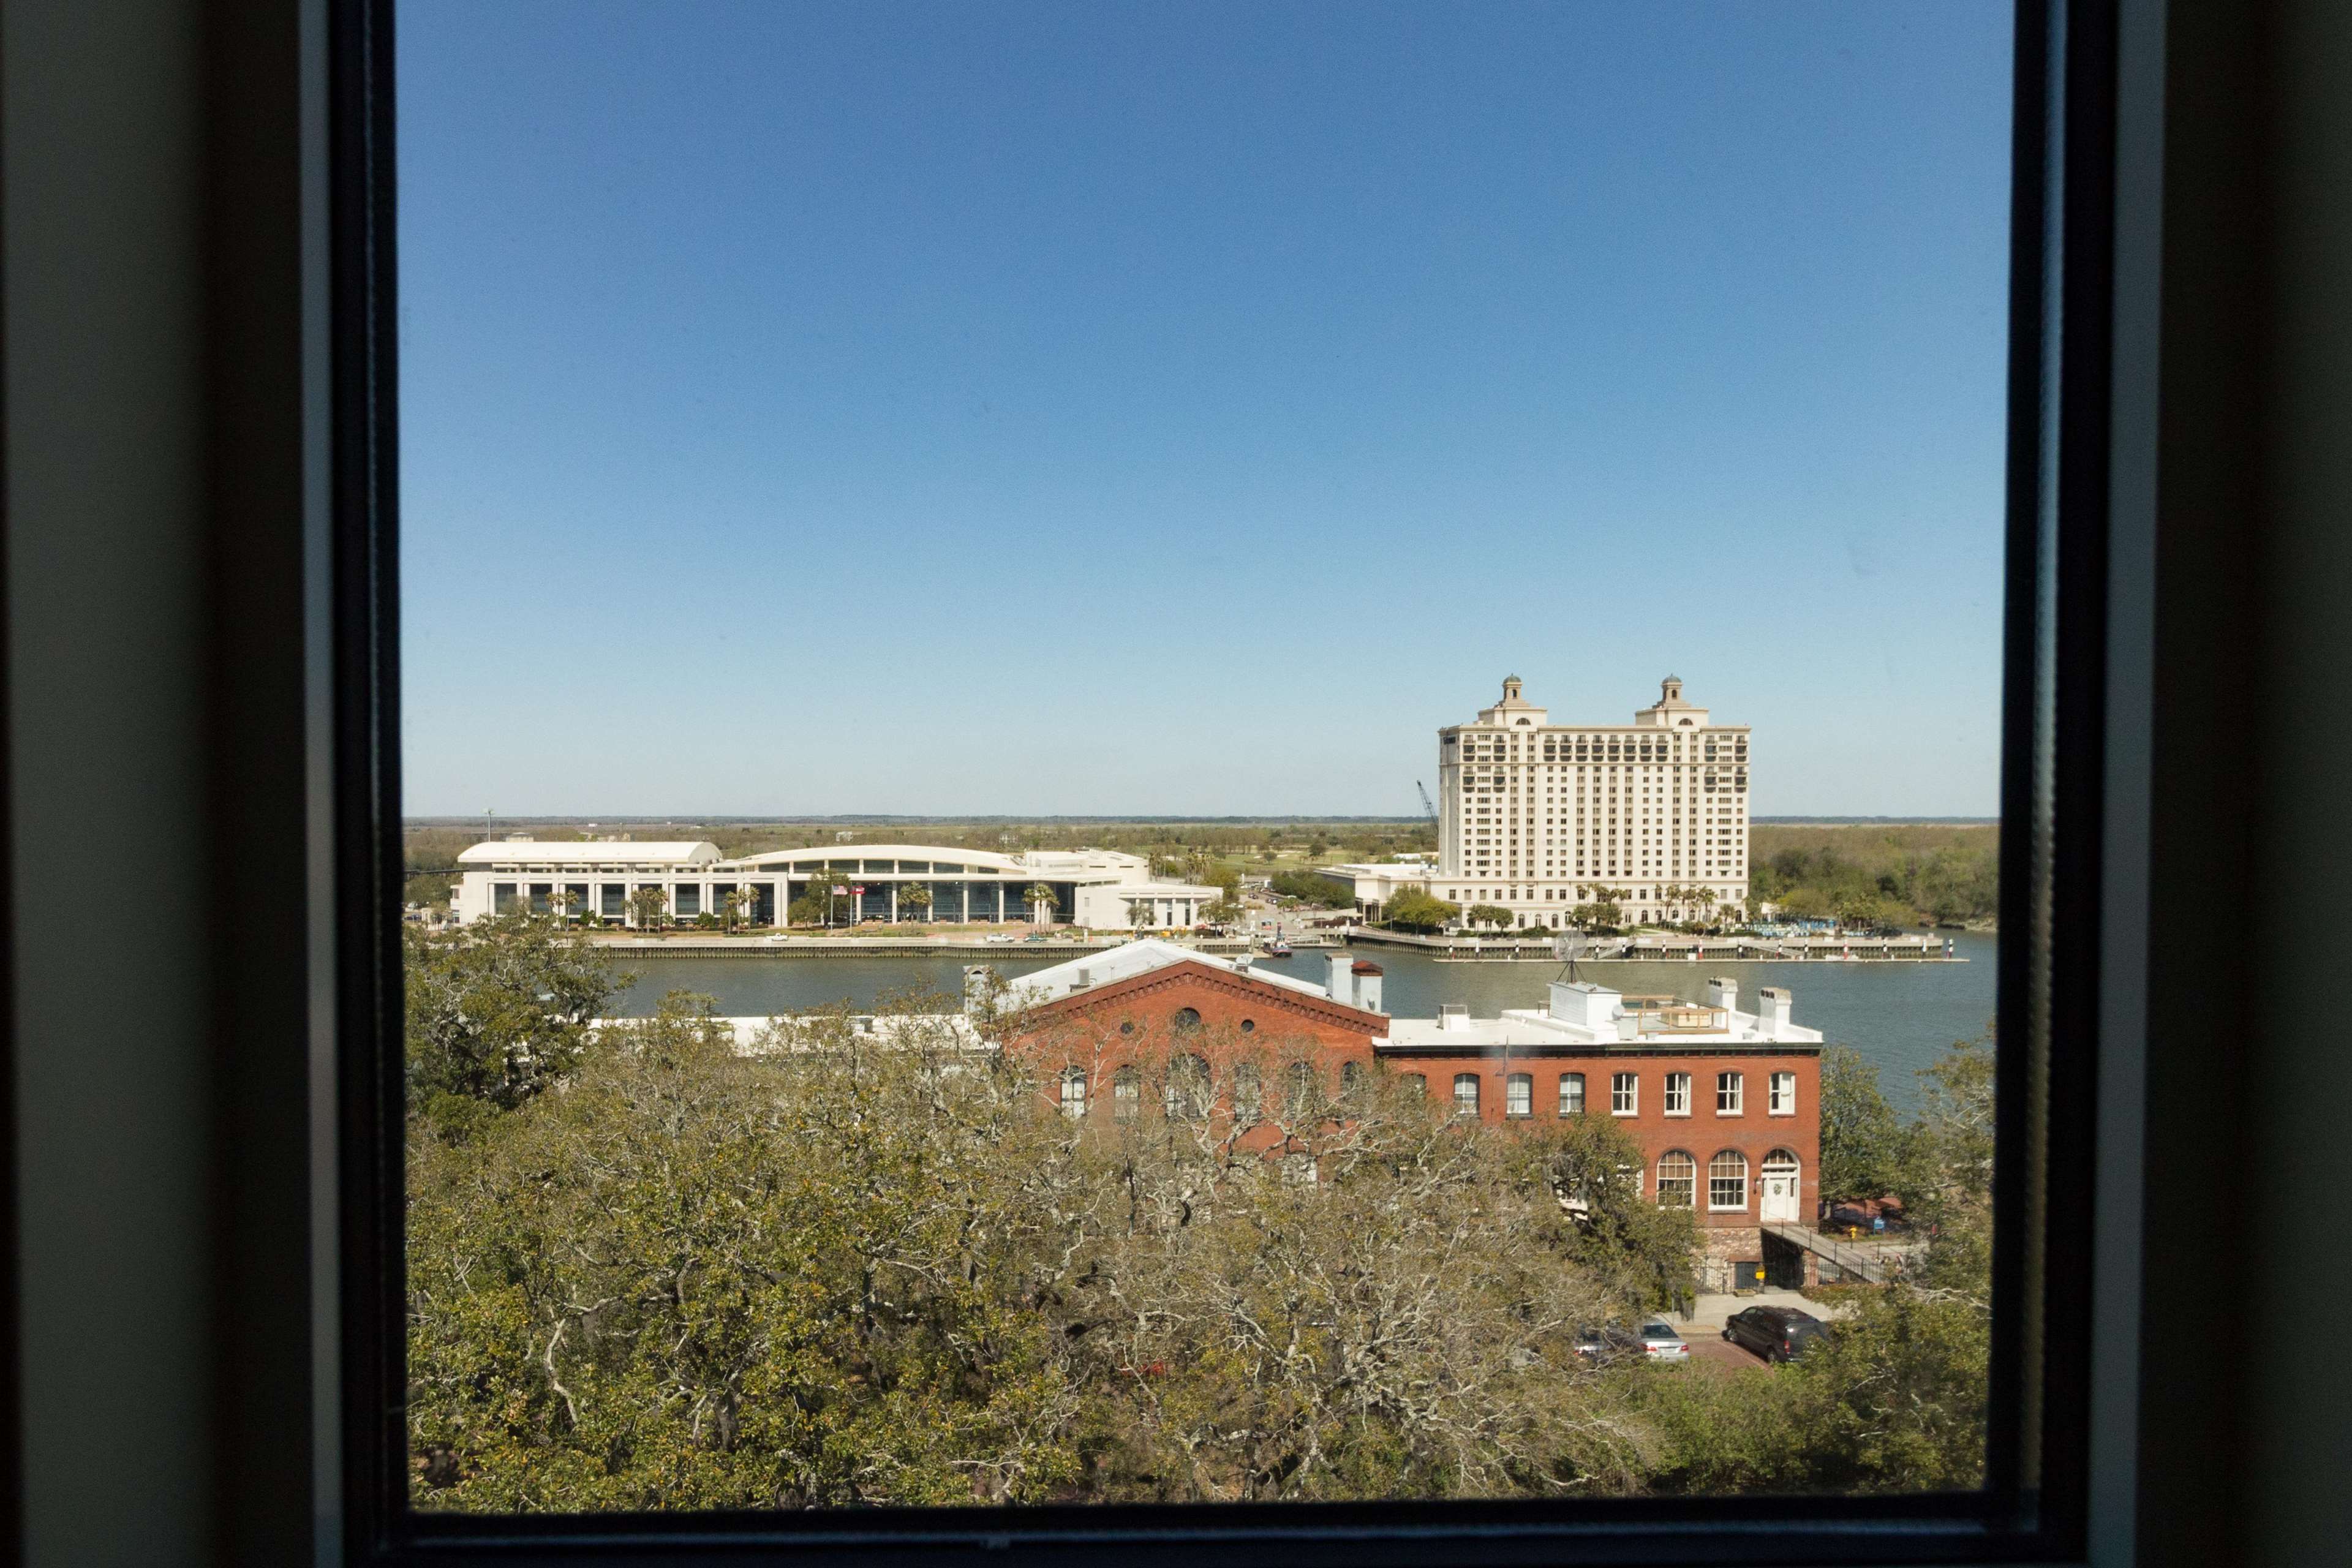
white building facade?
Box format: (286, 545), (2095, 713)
(453, 840), (1217, 930)
(1433, 676), (1750, 929)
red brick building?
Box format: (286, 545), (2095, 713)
(993, 941), (1825, 1290)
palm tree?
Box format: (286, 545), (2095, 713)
(546, 885), (580, 924)
(719, 886), (758, 933)
(626, 884), (668, 932)
(1025, 882), (1058, 925)
(1127, 897), (1157, 934)
(897, 882), (933, 924)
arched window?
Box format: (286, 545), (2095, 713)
(1287, 1060), (1317, 1113)
(1170, 1006), (1202, 1033)
(1340, 1060), (1364, 1095)
(1708, 1149), (1750, 1212)
(1559, 1072), (1585, 1114)
(1112, 1065), (1140, 1122)
(1165, 1052), (1212, 1118)
(1452, 1072), (1480, 1117)
(1233, 1061), (1262, 1126)
(1656, 1150), (1697, 1207)
(1058, 1067), (1087, 1119)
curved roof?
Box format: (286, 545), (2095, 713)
(727, 843), (1027, 873)
(457, 840), (717, 865)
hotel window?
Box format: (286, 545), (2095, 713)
(1558, 1072), (1585, 1115)
(1059, 1069), (1087, 1119)
(1770, 1071), (1797, 1115)
(1505, 1073), (1532, 1118)
(1664, 1072), (1692, 1115)
(1717, 1071), (1745, 1114)
(1452, 1074), (1480, 1117)
(1611, 1072), (1638, 1115)
(1708, 1150), (1750, 1212)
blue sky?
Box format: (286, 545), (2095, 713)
(398, 1), (2015, 818)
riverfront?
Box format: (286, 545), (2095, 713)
(609, 929), (1997, 1113)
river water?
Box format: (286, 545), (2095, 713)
(609, 930), (1996, 1113)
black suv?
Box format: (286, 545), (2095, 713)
(1723, 1305), (1831, 1363)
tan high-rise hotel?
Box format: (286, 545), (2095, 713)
(1433, 676), (1749, 928)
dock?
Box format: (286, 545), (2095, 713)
(589, 935), (1258, 959)
(1343, 927), (1961, 962)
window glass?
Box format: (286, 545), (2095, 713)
(1709, 1150), (1751, 1212)
(398, 0), (2014, 1522)
(1452, 1073), (1480, 1117)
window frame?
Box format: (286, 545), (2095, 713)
(1504, 1071), (1532, 1119)
(329, 0), (2127, 1559)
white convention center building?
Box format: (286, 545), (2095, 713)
(452, 840), (1219, 931)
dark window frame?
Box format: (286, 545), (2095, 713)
(330, 0), (2125, 1560)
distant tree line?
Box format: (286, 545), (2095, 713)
(1746, 826), (1998, 927)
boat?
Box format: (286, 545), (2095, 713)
(1264, 939), (1293, 957)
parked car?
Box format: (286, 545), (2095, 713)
(1572, 1325), (1643, 1363)
(1635, 1319), (1691, 1362)
(1723, 1305), (1832, 1363)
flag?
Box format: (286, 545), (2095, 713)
(831, 884), (848, 896)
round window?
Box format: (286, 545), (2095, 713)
(1119, 1021), (1134, 1036)
(1239, 1019), (1256, 1033)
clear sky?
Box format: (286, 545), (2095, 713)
(398, 1), (2015, 819)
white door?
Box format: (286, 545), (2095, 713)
(1760, 1153), (1800, 1223)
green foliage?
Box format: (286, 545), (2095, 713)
(1746, 824), (1999, 926)
(1638, 1030), (1997, 1495)
(402, 929), (2002, 1509)
(1639, 1286), (1989, 1494)
(409, 994), (1087, 1507)
(1381, 888), (1460, 932)
(626, 885), (669, 930)
(1464, 903), (1513, 930)
(1268, 869), (1352, 908)
(1520, 1116), (1700, 1311)
(1817, 1045), (1907, 1202)
(405, 870), (458, 908)
(403, 916), (620, 1125)
(410, 1004), (1673, 1506)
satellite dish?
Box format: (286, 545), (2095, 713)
(1554, 933), (1589, 963)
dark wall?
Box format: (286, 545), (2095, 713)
(6, 0), (2352, 1563)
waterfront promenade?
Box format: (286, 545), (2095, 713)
(1344, 927), (1962, 962)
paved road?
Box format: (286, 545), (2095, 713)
(1684, 1328), (1774, 1371)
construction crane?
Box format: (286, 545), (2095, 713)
(1417, 781), (1437, 824)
